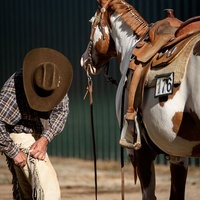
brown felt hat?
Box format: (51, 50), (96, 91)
(23, 48), (73, 112)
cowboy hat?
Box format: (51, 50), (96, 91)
(23, 48), (73, 112)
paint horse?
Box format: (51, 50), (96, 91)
(81, 0), (200, 199)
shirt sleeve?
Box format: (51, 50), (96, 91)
(0, 129), (20, 158)
(41, 94), (70, 142)
(0, 73), (21, 158)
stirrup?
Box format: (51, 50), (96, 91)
(119, 115), (142, 150)
(119, 138), (141, 150)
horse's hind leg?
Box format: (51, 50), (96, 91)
(168, 156), (188, 200)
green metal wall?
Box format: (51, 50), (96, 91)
(1, 0), (200, 165)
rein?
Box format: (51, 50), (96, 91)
(104, 62), (118, 86)
(83, 3), (112, 198)
(83, 74), (98, 200)
(84, 69), (124, 200)
(119, 81), (126, 200)
(84, 1), (125, 199)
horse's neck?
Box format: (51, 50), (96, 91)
(110, 12), (138, 74)
(110, 13), (139, 123)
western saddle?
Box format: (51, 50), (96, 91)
(126, 9), (200, 121)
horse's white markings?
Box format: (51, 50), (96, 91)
(81, 1), (200, 199)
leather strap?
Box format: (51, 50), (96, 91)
(84, 76), (98, 200)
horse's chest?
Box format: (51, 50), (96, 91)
(142, 90), (200, 157)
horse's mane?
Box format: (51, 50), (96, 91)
(103, 0), (150, 37)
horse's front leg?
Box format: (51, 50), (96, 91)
(168, 156), (188, 200)
(127, 137), (188, 200)
(127, 135), (158, 200)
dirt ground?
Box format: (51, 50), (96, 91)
(1, 155), (200, 200)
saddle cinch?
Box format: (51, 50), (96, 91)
(126, 10), (200, 121)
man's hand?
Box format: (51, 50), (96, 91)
(13, 151), (27, 167)
(30, 136), (49, 160)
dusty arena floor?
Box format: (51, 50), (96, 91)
(1, 155), (200, 200)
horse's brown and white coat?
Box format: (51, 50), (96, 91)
(81, 0), (200, 199)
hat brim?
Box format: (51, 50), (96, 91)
(23, 48), (73, 112)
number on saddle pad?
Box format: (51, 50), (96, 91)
(154, 72), (174, 97)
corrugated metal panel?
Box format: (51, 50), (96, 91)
(1, 0), (200, 165)
(131, 0), (200, 22)
(0, 0), (120, 161)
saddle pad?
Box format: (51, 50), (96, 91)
(146, 33), (200, 88)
